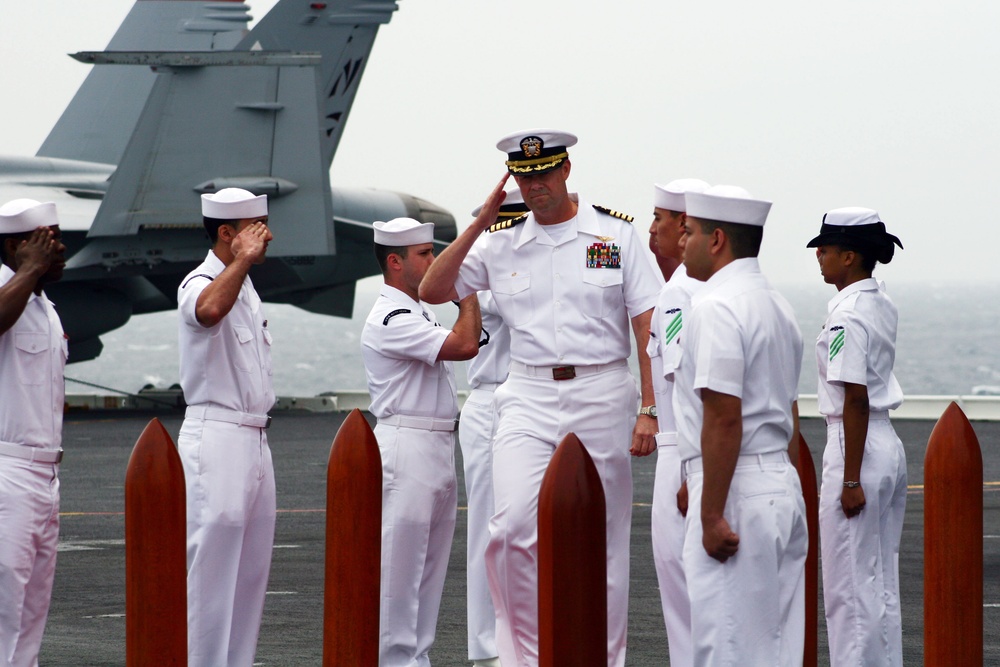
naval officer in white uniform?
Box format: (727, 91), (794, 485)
(808, 208), (907, 667)
(361, 217), (482, 667)
(0, 199), (67, 667)
(673, 185), (807, 667)
(420, 129), (661, 667)
(646, 178), (709, 667)
(177, 188), (276, 667)
(458, 191), (527, 667)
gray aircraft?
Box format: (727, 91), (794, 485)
(0, 0), (456, 362)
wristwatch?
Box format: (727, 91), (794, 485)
(638, 405), (657, 418)
(843, 480), (861, 488)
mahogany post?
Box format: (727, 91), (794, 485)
(323, 409), (382, 666)
(537, 433), (607, 667)
(124, 418), (187, 666)
(795, 433), (819, 667)
(925, 402), (983, 666)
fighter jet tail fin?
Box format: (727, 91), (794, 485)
(84, 51), (334, 258)
(238, 0), (400, 168)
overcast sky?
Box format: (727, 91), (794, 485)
(3, 0), (999, 287)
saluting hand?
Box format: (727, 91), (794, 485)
(231, 221), (273, 265)
(841, 484), (866, 518)
(471, 173), (512, 233)
(14, 227), (58, 277)
(702, 515), (739, 563)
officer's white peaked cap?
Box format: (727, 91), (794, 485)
(0, 199), (59, 234)
(685, 185), (772, 227)
(497, 129), (578, 175)
(201, 188), (268, 220)
(653, 178), (711, 212)
(373, 217), (435, 246)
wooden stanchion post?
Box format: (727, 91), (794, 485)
(537, 433), (607, 667)
(125, 418), (187, 666)
(323, 409), (382, 666)
(795, 433), (819, 667)
(925, 401), (983, 666)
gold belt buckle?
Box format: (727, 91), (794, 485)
(552, 366), (576, 381)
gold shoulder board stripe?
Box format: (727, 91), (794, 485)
(488, 213), (528, 233)
(592, 204), (633, 223)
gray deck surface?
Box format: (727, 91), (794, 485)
(40, 410), (999, 665)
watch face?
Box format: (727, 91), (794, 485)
(650, 405), (658, 418)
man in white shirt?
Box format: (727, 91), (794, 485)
(0, 199), (67, 667)
(361, 217), (481, 667)
(420, 130), (661, 667)
(646, 178), (709, 667)
(673, 185), (807, 667)
(177, 188), (276, 667)
(458, 191), (527, 667)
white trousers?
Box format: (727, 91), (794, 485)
(486, 367), (637, 667)
(683, 460), (807, 667)
(819, 417), (906, 667)
(178, 418), (276, 667)
(651, 437), (691, 667)
(0, 459), (59, 667)
(458, 388), (500, 660)
(374, 424), (457, 667)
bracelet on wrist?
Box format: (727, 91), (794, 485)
(843, 480), (861, 488)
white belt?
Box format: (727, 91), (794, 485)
(682, 450), (789, 476)
(380, 414), (458, 432)
(509, 358), (627, 381)
(185, 405), (271, 429)
(826, 410), (890, 425)
(0, 442), (63, 464)
(655, 432), (678, 447)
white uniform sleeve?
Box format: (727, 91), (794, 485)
(455, 234), (491, 301)
(691, 299), (745, 399)
(377, 310), (451, 367)
(825, 307), (870, 386)
(177, 275), (213, 330)
(621, 224), (661, 317)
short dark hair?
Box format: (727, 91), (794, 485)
(203, 216), (236, 244)
(0, 231), (30, 264)
(374, 243), (410, 273)
(695, 218), (764, 259)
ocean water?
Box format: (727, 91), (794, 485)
(65, 276), (1000, 399)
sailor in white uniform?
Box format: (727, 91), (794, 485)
(673, 185), (807, 667)
(646, 178), (709, 667)
(458, 192), (527, 667)
(360, 217), (482, 667)
(808, 208), (907, 667)
(0, 199), (67, 667)
(419, 130), (661, 667)
(177, 188), (276, 667)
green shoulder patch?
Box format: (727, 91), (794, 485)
(592, 204), (633, 223)
(488, 213), (528, 233)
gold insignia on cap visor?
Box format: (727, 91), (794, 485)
(521, 136), (543, 157)
(505, 152), (570, 173)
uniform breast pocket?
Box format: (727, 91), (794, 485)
(661, 340), (682, 376)
(233, 325), (256, 372)
(581, 270), (624, 319)
(14, 331), (48, 386)
(492, 273), (532, 326)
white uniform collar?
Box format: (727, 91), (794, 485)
(513, 198), (602, 249)
(827, 276), (881, 314)
(380, 284), (422, 308)
(204, 249), (227, 276)
(691, 257), (759, 308)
